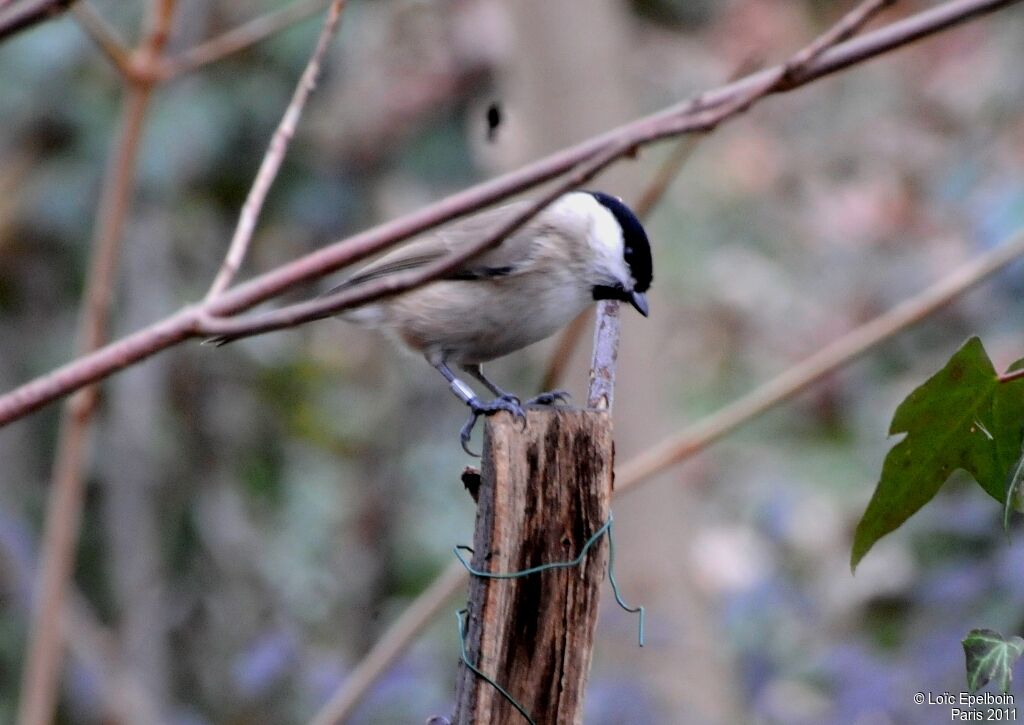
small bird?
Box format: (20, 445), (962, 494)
(332, 190), (653, 453)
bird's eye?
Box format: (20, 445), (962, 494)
(625, 247), (633, 256)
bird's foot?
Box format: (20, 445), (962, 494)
(460, 396), (527, 456)
(525, 389), (571, 407)
(495, 392), (522, 407)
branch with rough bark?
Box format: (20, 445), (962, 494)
(2, 0), (1017, 430)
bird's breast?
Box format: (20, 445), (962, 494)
(382, 273), (592, 364)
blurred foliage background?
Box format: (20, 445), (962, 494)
(2, 0), (1024, 723)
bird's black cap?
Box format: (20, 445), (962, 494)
(589, 191), (653, 293)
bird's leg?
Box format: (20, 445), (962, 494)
(462, 364), (570, 408)
(461, 364), (519, 404)
(434, 362), (526, 456)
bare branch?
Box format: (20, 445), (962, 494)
(0, 0), (75, 42)
(200, 138), (631, 341)
(196, 0), (962, 333)
(16, 1), (176, 721)
(162, 0), (330, 80)
(70, 1), (132, 74)
(538, 311), (590, 393)
(17, 83), (159, 725)
(615, 228), (1024, 492)
(999, 369), (1024, 383)
(308, 562), (467, 725)
(586, 0), (895, 410)
(305, 225), (1024, 721)
(786, 0), (895, 74)
(0, 519), (163, 723)
(648, 0), (895, 139)
(205, 0), (346, 299)
(199, 0), (1022, 321)
(198, 0), (894, 340)
(0, 0), (1018, 426)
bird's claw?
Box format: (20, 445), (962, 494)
(496, 393), (522, 408)
(459, 396), (528, 456)
(526, 389), (571, 407)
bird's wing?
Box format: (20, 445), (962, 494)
(326, 200), (545, 294)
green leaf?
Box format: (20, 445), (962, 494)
(963, 629), (1024, 693)
(851, 337), (1024, 570)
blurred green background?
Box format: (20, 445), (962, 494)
(2, 0), (1024, 722)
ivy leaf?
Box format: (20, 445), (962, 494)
(851, 337), (1024, 570)
(963, 629), (1024, 693)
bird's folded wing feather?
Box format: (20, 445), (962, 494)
(325, 200), (544, 294)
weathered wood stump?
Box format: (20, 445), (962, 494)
(453, 407), (613, 725)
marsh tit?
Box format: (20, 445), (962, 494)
(333, 190), (653, 453)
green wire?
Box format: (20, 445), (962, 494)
(456, 608), (537, 725)
(452, 513), (645, 724)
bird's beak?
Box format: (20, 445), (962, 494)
(629, 290), (649, 317)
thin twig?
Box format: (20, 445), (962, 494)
(787, 0), (895, 74)
(205, 0), (346, 299)
(652, 0), (895, 140)
(71, 1), (132, 75)
(0, 0), (75, 42)
(539, 311), (590, 393)
(0, 519), (163, 722)
(999, 368), (1024, 383)
(615, 229), (1024, 491)
(308, 562), (467, 725)
(15, 1), (175, 722)
(0, 0), (1018, 426)
(162, 0), (330, 80)
(305, 226), (1024, 722)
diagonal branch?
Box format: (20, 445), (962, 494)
(999, 368), (1024, 384)
(0, 0), (1019, 427)
(0, 0), (75, 42)
(308, 563), (468, 725)
(200, 139), (632, 341)
(199, 0), (1023, 322)
(615, 229), (1024, 492)
(199, 0), (894, 342)
(161, 0), (330, 80)
(583, 0), (894, 414)
(70, 1), (132, 75)
(205, 0), (347, 299)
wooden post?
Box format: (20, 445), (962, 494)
(453, 407), (613, 725)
